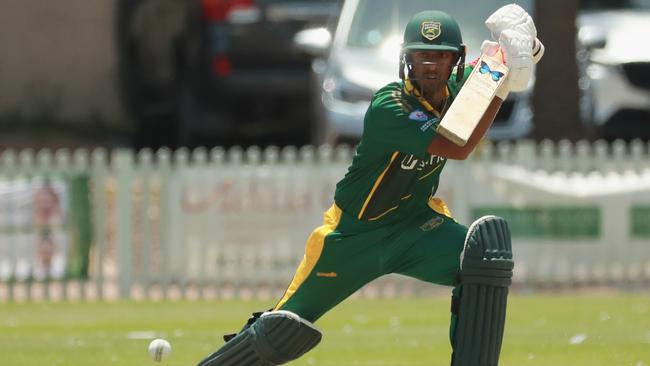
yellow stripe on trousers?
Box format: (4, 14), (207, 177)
(274, 203), (342, 311)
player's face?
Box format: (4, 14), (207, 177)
(410, 51), (456, 93)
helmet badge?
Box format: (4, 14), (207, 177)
(421, 21), (441, 41)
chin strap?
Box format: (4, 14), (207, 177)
(456, 45), (466, 82)
(403, 78), (449, 117)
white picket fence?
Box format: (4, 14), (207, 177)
(1, 140), (649, 302)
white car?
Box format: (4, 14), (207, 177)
(296, 0), (535, 145)
(577, 0), (650, 140)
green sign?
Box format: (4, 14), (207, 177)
(471, 207), (600, 239)
(631, 206), (650, 238)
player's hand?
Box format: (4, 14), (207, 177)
(485, 4), (537, 40)
(480, 40), (500, 57)
(485, 4), (542, 67)
(483, 37), (545, 66)
(499, 29), (534, 91)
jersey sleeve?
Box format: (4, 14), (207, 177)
(362, 93), (438, 156)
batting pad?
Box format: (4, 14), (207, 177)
(452, 216), (514, 366)
(197, 311), (322, 366)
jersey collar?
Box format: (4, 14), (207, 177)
(403, 78), (450, 118)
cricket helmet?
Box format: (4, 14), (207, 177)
(400, 10), (466, 82)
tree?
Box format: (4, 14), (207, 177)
(533, 0), (585, 141)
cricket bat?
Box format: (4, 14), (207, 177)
(437, 54), (509, 147)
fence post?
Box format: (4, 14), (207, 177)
(557, 139), (573, 173)
(174, 148), (190, 298)
(612, 140), (627, 173)
(575, 140), (592, 174)
(453, 154), (474, 225)
(514, 139), (536, 170)
(157, 148), (173, 299)
(69, 149), (92, 300)
(18, 150), (35, 301)
(630, 139), (645, 172)
(539, 139), (555, 172)
(91, 149), (108, 301)
(2, 151), (17, 301)
(192, 147), (209, 299)
(136, 149), (153, 298)
(114, 149), (134, 299)
(211, 147), (227, 298)
(593, 140), (609, 172)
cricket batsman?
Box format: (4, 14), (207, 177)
(196, 4), (544, 366)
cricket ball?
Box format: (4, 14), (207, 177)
(148, 338), (172, 362)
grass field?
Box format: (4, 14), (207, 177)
(1, 294), (649, 366)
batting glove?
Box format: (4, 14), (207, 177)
(485, 3), (537, 41)
(499, 29), (534, 92)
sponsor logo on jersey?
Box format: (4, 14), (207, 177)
(421, 21), (441, 41)
(420, 119), (436, 131)
(409, 109), (428, 122)
(420, 216), (444, 231)
(400, 154), (445, 171)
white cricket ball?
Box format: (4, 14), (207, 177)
(148, 338), (172, 362)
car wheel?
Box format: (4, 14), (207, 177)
(599, 111), (650, 142)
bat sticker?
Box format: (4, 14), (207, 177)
(479, 61), (505, 82)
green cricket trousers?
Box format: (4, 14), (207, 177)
(274, 198), (467, 322)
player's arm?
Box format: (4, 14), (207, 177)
(428, 48), (509, 160)
(429, 38), (544, 159)
(429, 4), (545, 160)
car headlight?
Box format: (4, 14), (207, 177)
(322, 75), (374, 104)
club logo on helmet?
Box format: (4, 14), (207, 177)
(420, 21), (441, 41)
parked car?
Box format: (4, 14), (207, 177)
(295, 0), (536, 146)
(577, 0), (650, 140)
(117, 0), (341, 148)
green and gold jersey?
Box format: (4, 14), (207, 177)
(334, 66), (472, 226)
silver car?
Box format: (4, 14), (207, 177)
(297, 0), (535, 145)
(578, 0), (650, 140)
